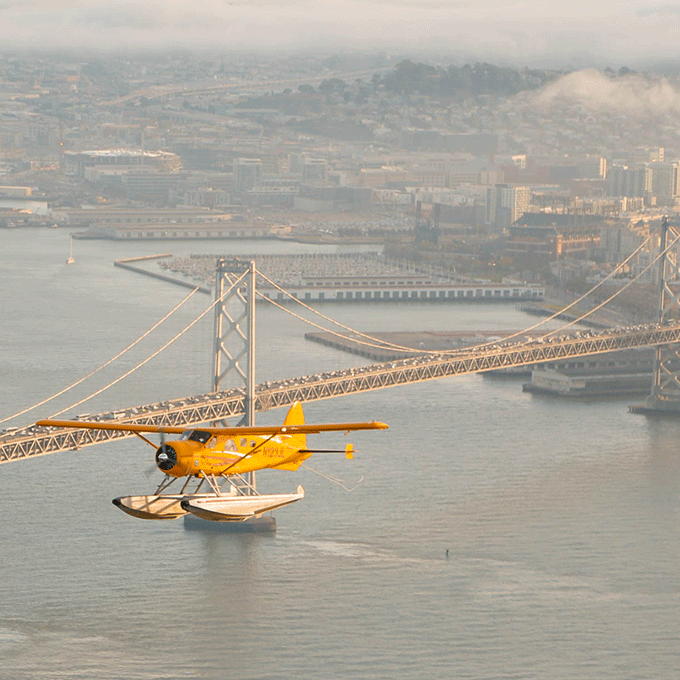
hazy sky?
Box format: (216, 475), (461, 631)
(2, 1), (680, 67)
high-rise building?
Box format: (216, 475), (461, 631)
(233, 158), (263, 193)
(645, 162), (680, 203)
(486, 184), (531, 232)
(302, 158), (327, 185)
(607, 165), (647, 198)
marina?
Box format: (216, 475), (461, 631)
(154, 252), (545, 303)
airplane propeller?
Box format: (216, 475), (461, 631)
(155, 429), (178, 472)
(143, 430), (170, 480)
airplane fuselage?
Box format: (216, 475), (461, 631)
(156, 430), (310, 478)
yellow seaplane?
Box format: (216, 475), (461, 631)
(37, 402), (388, 522)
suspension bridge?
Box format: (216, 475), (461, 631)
(3, 217), (680, 465)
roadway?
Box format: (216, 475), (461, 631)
(2, 321), (679, 464)
(100, 68), (392, 106)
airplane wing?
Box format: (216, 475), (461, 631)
(36, 419), (389, 436)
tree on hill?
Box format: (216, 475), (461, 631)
(380, 60), (556, 97)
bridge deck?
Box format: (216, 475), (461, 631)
(2, 323), (679, 464)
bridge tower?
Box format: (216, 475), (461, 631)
(644, 216), (680, 412)
(212, 258), (256, 426)
(186, 257), (275, 531)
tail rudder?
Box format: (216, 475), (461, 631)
(283, 401), (306, 449)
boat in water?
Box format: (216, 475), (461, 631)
(66, 234), (75, 264)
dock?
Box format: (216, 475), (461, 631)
(113, 255), (211, 294)
(305, 330), (547, 361)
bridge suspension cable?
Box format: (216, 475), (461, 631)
(45, 272), (248, 419)
(0, 286), (202, 426)
(255, 233), (659, 356)
(255, 270), (425, 354)
(535, 227), (680, 339)
(469, 234), (654, 349)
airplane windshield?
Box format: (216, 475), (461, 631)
(187, 430), (212, 444)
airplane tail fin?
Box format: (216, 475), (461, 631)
(283, 401), (306, 449)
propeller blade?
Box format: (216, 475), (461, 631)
(143, 431), (167, 480)
(142, 463), (158, 480)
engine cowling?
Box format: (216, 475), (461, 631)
(155, 443), (184, 476)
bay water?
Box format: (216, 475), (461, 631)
(1, 229), (678, 679)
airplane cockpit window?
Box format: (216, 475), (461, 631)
(188, 430), (212, 444)
(179, 431), (191, 441)
(206, 437), (217, 448)
(224, 439), (237, 451)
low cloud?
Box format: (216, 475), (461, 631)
(532, 69), (680, 119)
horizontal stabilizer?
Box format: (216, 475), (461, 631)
(298, 444), (355, 459)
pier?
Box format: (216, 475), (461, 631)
(113, 254), (211, 293)
(305, 329), (550, 361)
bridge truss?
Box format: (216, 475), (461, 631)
(3, 322), (680, 464)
